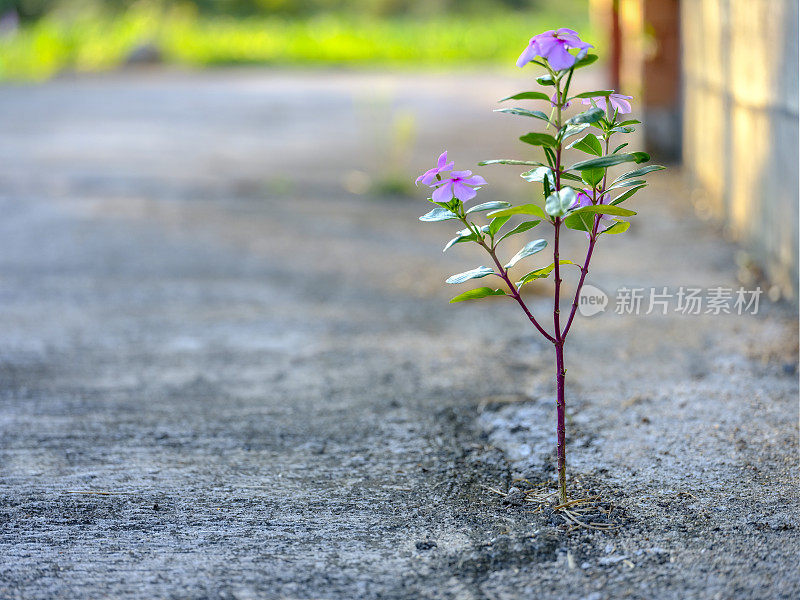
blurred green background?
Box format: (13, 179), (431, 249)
(0, 0), (592, 80)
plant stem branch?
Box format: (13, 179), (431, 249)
(486, 245), (556, 344)
(562, 136), (611, 340)
(553, 73), (568, 504)
(455, 213), (555, 344)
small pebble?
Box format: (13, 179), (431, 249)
(598, 554), (628, 566)
(503, 486), (526, 506)
(415, 540), (437, 550)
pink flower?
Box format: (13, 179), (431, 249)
(572, 188), (594, 209)
(517, 29), (593, 71)
(572, 188), (614, 237)
(416, 151), (455, 186)
(431, 170), (487, 203)
(581, 93), (634, 114)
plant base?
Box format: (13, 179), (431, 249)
(486, 481), (620, 531)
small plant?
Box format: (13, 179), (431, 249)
(415, 29), (664, 505)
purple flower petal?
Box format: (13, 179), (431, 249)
(431, 181), (453, 203)
(452, 181), (478, 202)
(609, 94), (633, 114)
(545, 41), (576, 71)
(517, 29), (592, 69)
(581, 96), (608, 111)
(451, 170), (473, 178)
(556, 29), (583, 45)
(571, 189), (593, 209)
(556, 28), (593, 51)
(415, 168), (437, 186)
(535, 35), (560, 59)
(516, 42), (539, 68)
(461, 175), (487, 186)
(416, 152), (455, 186)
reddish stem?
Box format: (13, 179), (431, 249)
(553, 218), (567, 504)
(562, 227), (599, 340)
(563, 137), (612, 340)
(552, 76), (568, 504)
(485, 244), (556, 344)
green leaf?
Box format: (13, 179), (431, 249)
(610, 184), (647, 205)
(560, 122), (590, 139)
(543, 146), (557, 167)
(520, 166), (555, 185)
(504, 239), (548, 269)
(446, 266), (495, 284)
(571, 89), (614, 99)
(606, 179), (646, 191)
(542, 174), (552, 199)
(537, 74), (555, 86)
(601, 219), (630, 234)
(488, 204), (548, 219)
(545, 187), (577, 217)
(479, 159), (544, 166)
(563, 210), (595, 232)
(466, 201), (511, 214)
(581, 168), (605, 187)
(573, 54), (598, 69)
(488, 216), (510, 237)
(563, 206), (634, 232)
(610, 126), (635, 134)
(449, 287), (507, 303)
(570, 152), (651, 171)
(443, 228), (478, 252)
(617, 119), (641, 126)
(565, 107), (604, 126)
(559, 171), (584, 182)
(520, 132), (558, 148)
(430, 197), (461, 211)
(494, 107), (550, 123)
(569, 133), (603, 156)
(517, 260), (575, 286)
(419, 207), (458, 222)
(500, 91), (551, 102)
(571, 205), (637, 217)
(612, 142), (629, 154)
(497, 220), (542, 243)
(612, 165), (666, 183)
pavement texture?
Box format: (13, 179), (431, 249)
(0, 69), (797, 600)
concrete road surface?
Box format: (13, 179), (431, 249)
(0, 69), (797, 599)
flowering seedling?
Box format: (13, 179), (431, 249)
(416, 29), (664, 506)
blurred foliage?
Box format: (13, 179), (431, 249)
(1, 0), (584, 20)
(0, 0), (592, 80)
